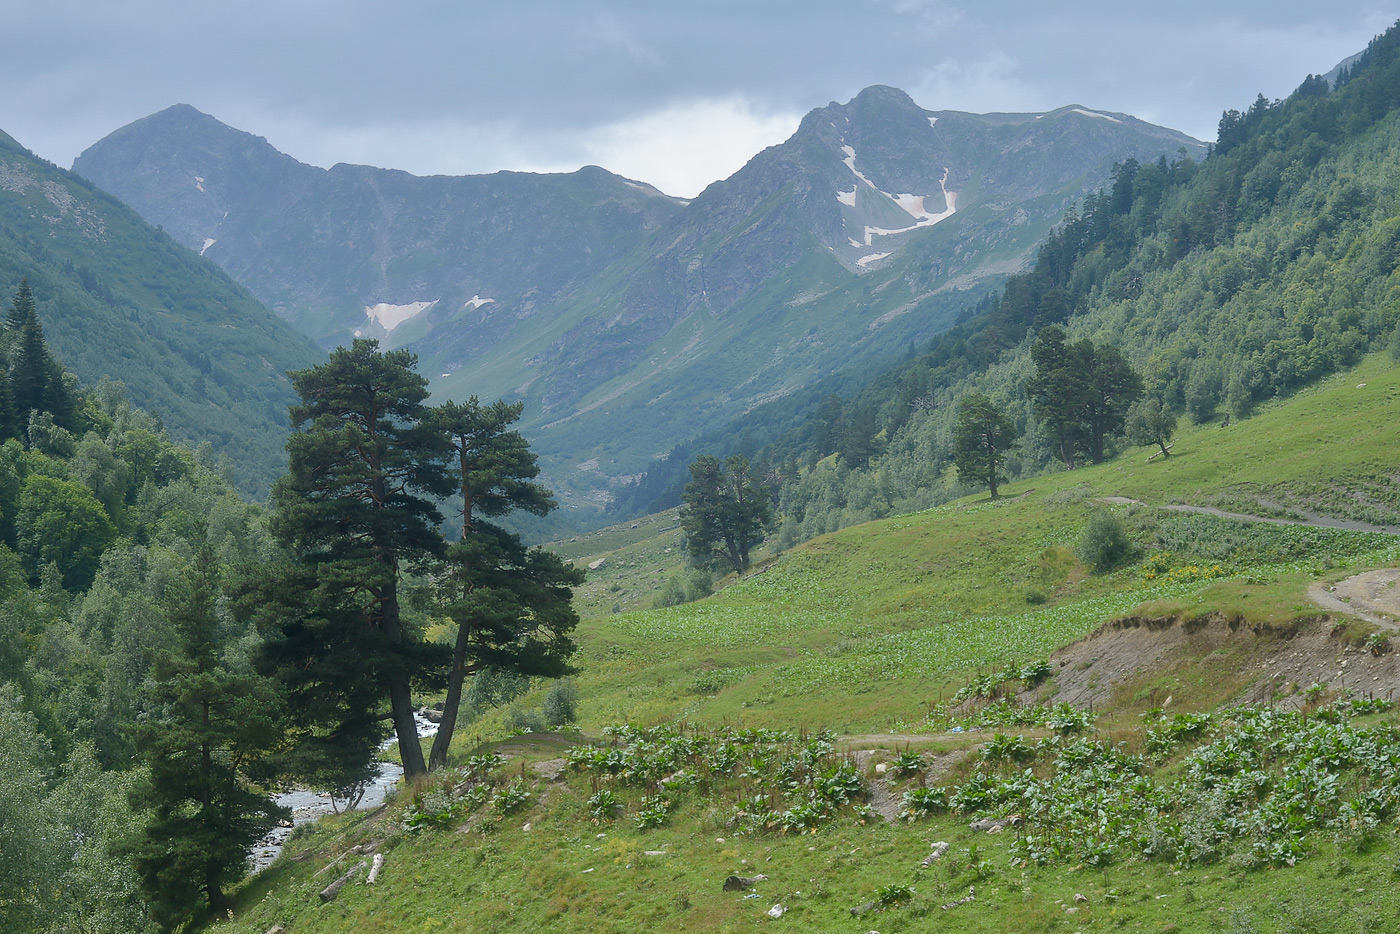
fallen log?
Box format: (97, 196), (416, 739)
(319, 860), (367, 903)
(920, 840), (950, 867)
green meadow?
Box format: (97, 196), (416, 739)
(211, 354), (1400, 933)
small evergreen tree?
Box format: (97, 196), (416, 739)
(6, 277), (34, 330)
(953, 392), (1016, 498)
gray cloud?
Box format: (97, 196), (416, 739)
(4, 2), (1395, 196)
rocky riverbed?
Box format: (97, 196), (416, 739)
(249, 709), (439, 872)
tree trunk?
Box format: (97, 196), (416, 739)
(388, 673), (426, 778)
(429, 479), (475, 771)
(380, 587), (427, 778)
(428, 621), (471, 770)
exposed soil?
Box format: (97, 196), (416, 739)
(1309, 569), (1400, 631)
(1041, 610), (1400, 714)
(852, 747), (976, 823)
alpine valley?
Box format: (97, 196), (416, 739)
(17, 19), (1400, 934)
(74, 88), (1203, 515)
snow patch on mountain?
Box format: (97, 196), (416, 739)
(928, 116), (939, 128)
(841, 145), (880, 193)
(857, 168), (958, 246)
(195, 175), (205, 192)
(839, 144), (958, 247)
(464, 295), (495, 310)
(365, 300), (436, 331)
(200, 238), (216, 255)
(1069, 108), (1122, 123)
(857, 252), (892, 267)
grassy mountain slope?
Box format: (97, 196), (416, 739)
(209, 350), (1400, 933)
(0, 130), (323, 496)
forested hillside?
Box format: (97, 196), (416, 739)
(631, 23), (1400, 546)
(0, 315), (278, 932)
(0, 130), (323, 496)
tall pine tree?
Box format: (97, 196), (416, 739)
(133, 548), (283, 929)
(264, 339), (451, 780)
(424, 398), (580, 770)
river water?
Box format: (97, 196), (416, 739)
(249, 711), (439, 872)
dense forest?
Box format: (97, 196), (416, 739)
(0, 281), (276, 932)
(619, 22), (1400, 551)
(0, 302), (580, 931)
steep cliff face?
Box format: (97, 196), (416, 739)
(73, 92), (1203, 507)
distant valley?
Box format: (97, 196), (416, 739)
(74, 88), (1204, 516)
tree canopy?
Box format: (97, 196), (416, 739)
(680, 454), (773, 573)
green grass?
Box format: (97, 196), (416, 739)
(217, 711), (1400, 934)
(210, 353), (1400, 933)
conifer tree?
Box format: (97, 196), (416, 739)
(424, 398), (580, 770)
(133, 548), (283, 930)
(953, 392), (1016, 498)
(263, 339), (451, 780)
(1027, 326), (1143, 466)
(6, 277), (34, 330)
(680, 454), (772, 573)
(6, 282), (76, 434)
(10, 291), (49, 418)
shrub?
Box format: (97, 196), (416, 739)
(543, 679), (579, 727)
(655, 568), (714, 607)
(1076, 510), (1133, 572)
(504, 706), (546, 734)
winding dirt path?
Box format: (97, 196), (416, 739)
(1098, 497), (1400, 535)
(1310, 570), (1400, 631)
(1097, 498), (1400, 629)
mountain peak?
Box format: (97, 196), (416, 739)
(849, 85), (922, 108)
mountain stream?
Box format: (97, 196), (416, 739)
(249, 710), (439, 873)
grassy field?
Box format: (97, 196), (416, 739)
(209, 353), (1400, 933)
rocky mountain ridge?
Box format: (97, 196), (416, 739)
(73, 89), (1204, 513)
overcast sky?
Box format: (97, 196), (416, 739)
(5, 2), (1396, 198)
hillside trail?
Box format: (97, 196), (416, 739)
(1309, 570), (1400, 631)
(1096, 496), (1400, 534)
(1098, 497), (1400, 630)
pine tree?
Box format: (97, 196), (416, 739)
(424, 398), (580, 770)
(10, 293), (49, 419)
(6, 277), (33, 330)
(680, 455), (773, 573)
(133, 549), (283, 930)
(1027, 326), (1143, 466)
(953, 392), (1016, 498)
(263, 339), (451, 780)
(5, 282), (76, 434)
